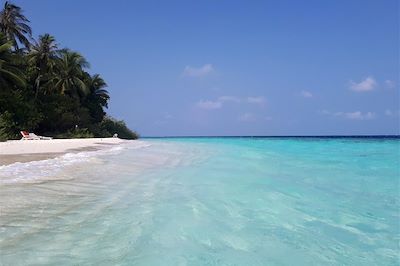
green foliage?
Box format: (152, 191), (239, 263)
(0, 1), (32, 51)
(0, 111), (17, 141)
(0, 90), (42, 139)
(54, 128), (94, 139)
(0, 33), (26, 88)
(99, 117), (139, 139)
(0, 2), (138, 141)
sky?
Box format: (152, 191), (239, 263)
(13, 0), (399, 136)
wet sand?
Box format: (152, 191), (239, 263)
(0, 138), (126, 165)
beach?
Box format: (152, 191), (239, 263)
(0, 138), (126, 165)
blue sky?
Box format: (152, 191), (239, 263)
(14, 0), (399, 136)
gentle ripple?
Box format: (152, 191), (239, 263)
(0, 137), (399, 265)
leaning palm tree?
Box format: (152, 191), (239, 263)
(0, 33), (25, 89)
(0, 1), (32, 51)
(86, 74), (109, 107)
(51, 49), (89, 98)
(28, 34), (60, 97)
(83, 74), (110, 122)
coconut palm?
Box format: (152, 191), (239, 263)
(83, 74), (109, 123)
(51, 49), (89, 97)
(28, 34), (60, 96)
(28, 34), (59, 72)
(0, 33), (25, 89)
(86, 74), (109, 107)
(0, 1), (32, 51)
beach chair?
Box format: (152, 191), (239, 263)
(20, 131), (38, 140)
(20, 131), (52, 140)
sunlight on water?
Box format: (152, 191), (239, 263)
(0, 138), (399, 265)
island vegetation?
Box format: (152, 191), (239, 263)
(0, 1), (138, 141)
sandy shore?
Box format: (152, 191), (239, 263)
(0, 138), (126, 165)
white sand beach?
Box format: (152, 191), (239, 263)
(0, 138), (126, 155)
(0, 138), (127, 165)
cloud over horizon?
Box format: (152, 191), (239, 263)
(218, 96), (241, 103)
(322, 110), (376, 120)
(385, 80), (396, 89)
(182, 64), (214, 78)
(385, 109), (400, 116)
(196, 100), (222, 110)
(246, 96), (266, 105)
(349, 76), (377, 92)
(238, 113), (256, 122)
(301, 90), (313, 98)
(195, 95), (266, 110)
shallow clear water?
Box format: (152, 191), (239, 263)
(0, 137), (399, 265)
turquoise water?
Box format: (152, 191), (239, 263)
(0, 137), (399, 265)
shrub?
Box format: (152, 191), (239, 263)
(99, 117), (139, 139)
(0, 111), (18, 141)
(55, 128), (94, 139)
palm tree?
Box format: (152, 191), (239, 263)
(51, 49), (89, 97)
(0, 33), (25, 89)
(84, 74), (110, 122)
(86, 74), (109, 107)
(0, 1), (32, 51)
(29, 34), (59, 72)
(28, 34), (59, 96)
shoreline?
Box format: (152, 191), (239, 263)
(0, 138), (127, 166)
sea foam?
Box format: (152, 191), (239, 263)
(0, 142), (148, 184)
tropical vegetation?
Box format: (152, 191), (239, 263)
(0, 1), (138, 141)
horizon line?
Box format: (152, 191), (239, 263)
(142, 135), (400, 138)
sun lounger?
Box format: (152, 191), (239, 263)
(20, 131), (53, 140)
(20, 131), (39, 140)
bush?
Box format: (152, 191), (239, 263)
(0, 111), (18, 141)
(0, 90), (42, 141)
(54, 128), (94, 139)
(99, 117), (139, 139)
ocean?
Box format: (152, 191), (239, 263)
(0, 137), (399, 265)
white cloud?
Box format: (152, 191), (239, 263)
(247, 96), (266, 105)
(385, 109), (393, 116)
(154, 113), (174, 126)
(195, 95), (267, 110)
(164, 113), (173, 119)
(349, 76), (377, 92)
(301, 90), (313, 98)
(322, 110), (376, 120)
(238, 113), (256, 122)
(343, 111), (376, 120)
(385, 109), (400, 116)
(196, 100), (222, 110)
(218, 96), (241, 103)
(182, 64), (214, 78)
(321, 110), (330, 115)
(154, 120), (167, 126)
(385, 80), (396, 89)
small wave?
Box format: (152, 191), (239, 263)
(124, 140), (152, 149)
(0, 145), (127, 184)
